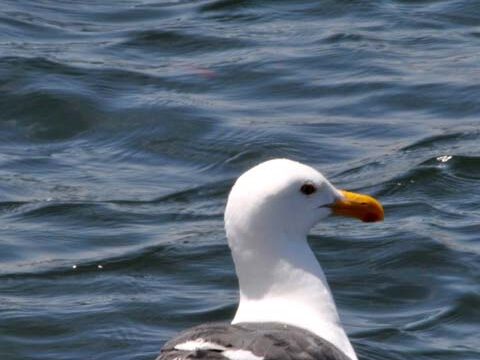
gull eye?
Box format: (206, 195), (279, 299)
(300, 183), (317, 195)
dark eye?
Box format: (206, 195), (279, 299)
(300, 183), (317, 195)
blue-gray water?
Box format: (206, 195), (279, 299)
(0, 1), (479, 359)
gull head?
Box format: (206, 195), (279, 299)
(225, 159), (383, 245)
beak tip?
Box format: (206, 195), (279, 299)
(361, 212), (384, 223)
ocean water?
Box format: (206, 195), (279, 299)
(0, 0), (479, 359)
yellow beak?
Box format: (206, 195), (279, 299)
(331, 190), (384, 222)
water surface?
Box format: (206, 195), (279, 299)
(0, 1), (479, 359)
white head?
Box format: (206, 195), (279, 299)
(226, 159), (340, 242)
(224, 159), (383, 360)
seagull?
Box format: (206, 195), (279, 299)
(157, 159), (384, 360)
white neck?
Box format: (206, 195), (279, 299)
(228, 230), (357, 360)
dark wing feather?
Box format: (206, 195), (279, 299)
(157, 322), (350, 360)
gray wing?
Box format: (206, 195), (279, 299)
(157, 322), (350, 360)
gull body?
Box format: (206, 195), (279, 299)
(158, 159), (384, 360)
(225, 159), (356, 359)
